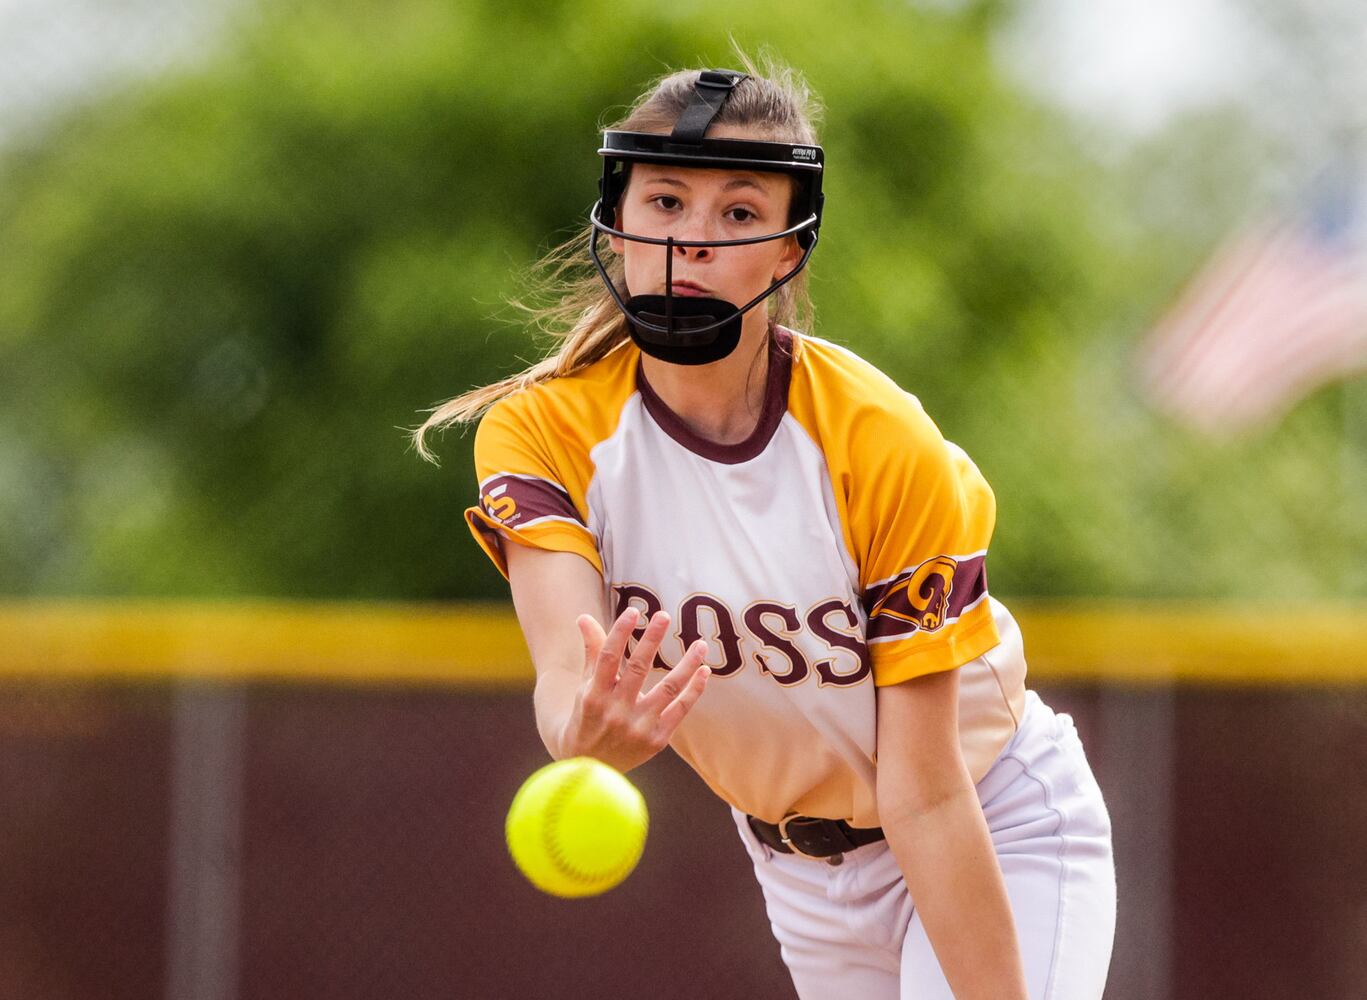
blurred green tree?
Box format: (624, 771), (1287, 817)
(0, 0), (1361, 600)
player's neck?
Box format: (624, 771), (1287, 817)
(639, 318), (772, 446)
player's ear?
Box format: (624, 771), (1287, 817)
(608, 207), (624, 255)
(772, 234), (801, 282)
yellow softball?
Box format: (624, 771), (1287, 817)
(505, 756), (649, 898)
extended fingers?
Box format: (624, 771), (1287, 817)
(614, 611), (671, 702)
(577, 614), (605, 662)
(583, 607), (638, 694)
(655, 661), (710, 736)
(640, 636), (708, 713)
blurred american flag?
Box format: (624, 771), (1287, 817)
(1138, 181), (1367, 436)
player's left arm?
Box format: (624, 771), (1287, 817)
(845, 385), (1024, 993)
(876, 669), (1027, 999)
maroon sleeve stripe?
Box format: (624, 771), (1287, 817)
(863, 553), (988, 641)
(478, 474), (584, 528)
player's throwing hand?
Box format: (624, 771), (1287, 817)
(560, 607), (710, 773)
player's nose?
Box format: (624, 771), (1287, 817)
(672, 240), (711, 261)
(671, 211), (718, 259)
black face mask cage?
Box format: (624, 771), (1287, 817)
(586, 204), (822, 343)
(586, 70), (826, 364)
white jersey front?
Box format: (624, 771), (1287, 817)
(467, 327), (1027, 827)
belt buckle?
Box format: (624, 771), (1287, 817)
(777, 813), (828, 861)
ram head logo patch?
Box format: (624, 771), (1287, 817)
(868, 555), (958, 633)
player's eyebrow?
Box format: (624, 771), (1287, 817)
(723, 177), (768, 193)
(646, 175), (772, 196)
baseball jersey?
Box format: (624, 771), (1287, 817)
(465, 326), (1028, 828)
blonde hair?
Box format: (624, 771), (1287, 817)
(411, 50), (823, 462)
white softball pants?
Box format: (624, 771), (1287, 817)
(730, 690), (1116, 1000)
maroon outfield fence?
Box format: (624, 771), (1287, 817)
(0, 601), (1364, 1000)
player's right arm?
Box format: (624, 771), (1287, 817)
(504, 541), (711, 774)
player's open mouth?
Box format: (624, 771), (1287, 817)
(668, 281), (712, 297)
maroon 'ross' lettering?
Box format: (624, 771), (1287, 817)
(679, 595), (744, 677)
(807, 599), (872, 686)
(743, 602), (810, 685)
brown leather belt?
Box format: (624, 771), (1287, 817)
(747, 813), (886, 860)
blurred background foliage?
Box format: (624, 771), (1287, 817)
(1, 0), (1363, 601)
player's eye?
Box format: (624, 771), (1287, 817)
(651, 195), (681, 212)
(726, 207), (757, 224)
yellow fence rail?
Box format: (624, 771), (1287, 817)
(1, 600), (1365, 686)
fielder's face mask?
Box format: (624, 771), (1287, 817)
(589, 70), (825, 365)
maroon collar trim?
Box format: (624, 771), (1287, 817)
(635, 327), (794, 464)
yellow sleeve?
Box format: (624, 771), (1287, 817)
(462, 394), (602, 581)
(850, 397), (1001, 686)
(785, 337), (1002, 685)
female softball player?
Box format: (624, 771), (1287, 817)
(415, 59), (1116, 999)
